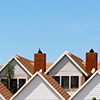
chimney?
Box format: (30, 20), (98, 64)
(34, 49), (46, 73)
(86, 49), (98, 75)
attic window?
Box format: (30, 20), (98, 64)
(71, 76), (79, 88)
(61, 76), (69, 88)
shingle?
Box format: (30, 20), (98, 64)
(15, 55), (53, 75)
(0, 82), (13, 100)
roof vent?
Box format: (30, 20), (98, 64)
(89, 49), (94, 53)
(38, 48), (42, 53)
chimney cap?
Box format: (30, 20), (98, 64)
(38, 48), (42, 53)
(89, 49), (94, 53)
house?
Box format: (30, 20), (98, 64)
(10, 72), (70, 100)
(45, 50), (98, 96)
(0, 49), (98, 97)
(0, 55), (33, 92)
(0, 51), (53, 93)
(0, 81), (13, 100)
(69, 70), (100, 100)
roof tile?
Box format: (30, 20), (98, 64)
(0, 82), (13, 100)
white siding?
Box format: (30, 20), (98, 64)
(49, 56), (82, 76)
(48, 55), (83, 96)
(72, 74), (100, 100)
(0, 59), (29, 77)
(13, 75), (62, 100)
(0, 97), (3, 100)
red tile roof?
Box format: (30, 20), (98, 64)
(0, 65), (3, 69)
(0, 82), (13, 100)
(15, 55), (53, 75)
(41, 73), (70, 100)
(15, 55), (34, 75)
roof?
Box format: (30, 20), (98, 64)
(69, 70), (100, 100)
(0, 82), (13, 100)
(0, 55), (53, 75)
(45, 51), (89, 76)
(10, 72), (70, 100)
(15, 55), (53, 74)
(46, 62), (54, 70)
(0, 65), (3, 69)
(15, 55), (34, 75)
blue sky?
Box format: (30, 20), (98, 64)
(0, 0), (100, 65)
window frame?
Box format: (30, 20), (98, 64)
(19, 78), (26, 89)
(71, 76), (79, 88)
(61, 76), (69, 88)
(52, 75), (79, 89)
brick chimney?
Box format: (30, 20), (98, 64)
(86, 49), (98, 75)
(34, 49), (46, 73)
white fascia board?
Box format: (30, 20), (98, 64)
(0, 56), (15, 72)
(45, 51), (67, 74)
(10, 72), (65, 100)
(69, 70), (100, 100)
(14, 57), (32, 77)
(0, 94), (6, 100)
(45, 51), (88, 76)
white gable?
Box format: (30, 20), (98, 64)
(0, 97), (3, 100)
(12, 75), (62, 100)
(45, 51), (88, 76)
(49, 56), (82, 75)
(69, 71), (100, 100)
(0, 59), (29, 76)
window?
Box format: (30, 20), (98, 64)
(10, 79), (17, 94)
(61, 76), (69, 88)
(1, 79), (7, 84)
(52, 76), (60, 84)
(52, 75), (79, 89)
(19, 79), (26, 88)
(71, 76), (79, 88)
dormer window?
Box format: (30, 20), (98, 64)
(52, 76), (79, 89)
(61, 76), (69, 88)
(71, 76), (79, 88)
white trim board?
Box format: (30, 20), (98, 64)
(0, 93), (6, 100)
(45, 51), (88, 76)
(10, 71), (66, 100)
